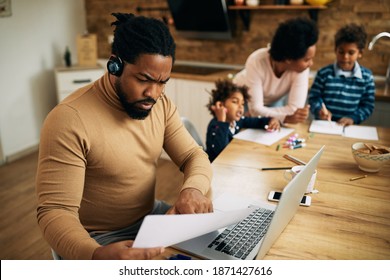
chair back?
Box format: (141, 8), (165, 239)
(181, 117), (205, 150)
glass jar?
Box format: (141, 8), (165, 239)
(290, 0), (304, 4)
(246, 0), (260, 6)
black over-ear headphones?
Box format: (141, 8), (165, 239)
(107, 56), (124, 76)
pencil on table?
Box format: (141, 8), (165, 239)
(261, 167), (293, 171)
(283, 154), (307, 165)
(349, 175), (367, 181)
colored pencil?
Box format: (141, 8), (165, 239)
(283, 154), (307, 165)
(349, 175), (367, 181)
(261, 167), (293, 171)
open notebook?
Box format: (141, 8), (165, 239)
(134, 146), (325, 260)
(309, 120), (378, 140)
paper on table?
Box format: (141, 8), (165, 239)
(233, 127), (294, 146)
(132, 207), (255, 248)
(343, 125), (378, 140)
(309, 120), (343, 135)
(309, 120), (379, 140)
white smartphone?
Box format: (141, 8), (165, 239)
(268, 191), (311, 207)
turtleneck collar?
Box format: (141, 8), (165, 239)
(95, 72), (125, 111)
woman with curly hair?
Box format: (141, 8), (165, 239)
(234, 17), (319, 124)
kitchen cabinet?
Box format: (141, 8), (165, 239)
(54, 66), (105, 103)
(165, 78), (214, 145)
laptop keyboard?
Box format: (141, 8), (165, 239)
(207, 207), (274, 260)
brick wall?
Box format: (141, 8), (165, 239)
(85, 0), (390, 76)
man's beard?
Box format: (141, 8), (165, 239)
(115, 80), (156, 120)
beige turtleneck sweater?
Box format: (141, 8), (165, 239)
(36, 72), (212, 259)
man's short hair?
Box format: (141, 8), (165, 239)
(110, 13), (176, 64)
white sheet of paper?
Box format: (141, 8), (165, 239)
(212, 193), (259, 212)
(309, 120), (343, 135)
(132, 207), (255, 248)
(344, 125), (379, 140)
(233, 127), (294, 146)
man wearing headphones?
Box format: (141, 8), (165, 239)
(36, 13), (213, 260)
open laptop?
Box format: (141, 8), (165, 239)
(172, 146), (325, 260)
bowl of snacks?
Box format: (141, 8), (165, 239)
(351, 142), (390, 172)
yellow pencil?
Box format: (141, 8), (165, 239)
(283, 154), (306, 165)
(349, 175), (367, 181)
(322, 103), (332, 126)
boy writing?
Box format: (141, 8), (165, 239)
(309, 23), (375, 126)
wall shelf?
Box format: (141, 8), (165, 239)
(228, 4), (327, 10)
(228, 5), (327, 30)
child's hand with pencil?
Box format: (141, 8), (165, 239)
(319, 103), (332, 122)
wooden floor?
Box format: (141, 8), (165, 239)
(0, 151), (184, 260)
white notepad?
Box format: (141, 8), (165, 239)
(233, 127), (295, 146)
(309, 120), (344, 135)
(343, 125), (379, 140)
(309, 120), (378, 140)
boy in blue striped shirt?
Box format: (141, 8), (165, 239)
(309, 23), (375, 126)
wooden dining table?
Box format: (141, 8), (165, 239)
(210, 121), (390, 260)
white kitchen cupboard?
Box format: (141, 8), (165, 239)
(165, 78), (214, 145)
(54, 66), (105, 103)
